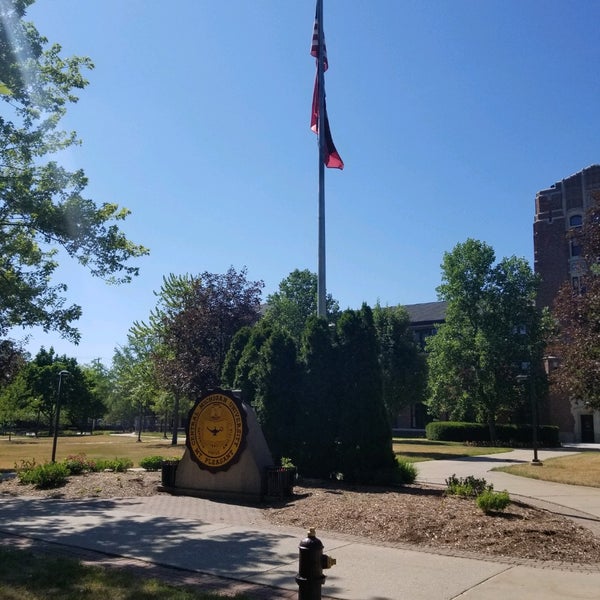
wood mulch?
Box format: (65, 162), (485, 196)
(3, 471), (600, 564)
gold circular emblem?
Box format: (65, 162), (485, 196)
(186, 391), (246, 472)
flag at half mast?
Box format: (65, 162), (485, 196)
(310, 3), (343, 170)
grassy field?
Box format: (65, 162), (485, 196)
(392, 438), (512, 463)
(0, 432), (185, 471)
(3, 433), (599, 489)
(0, 547), (251, 600)
(495, 451), (600, 487)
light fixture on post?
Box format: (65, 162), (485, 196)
(51, 370), (70, 463)
(517, 361), (542, 466)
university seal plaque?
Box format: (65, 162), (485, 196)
(186, 389), (248, 473)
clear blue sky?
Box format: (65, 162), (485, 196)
(12, 0), (600, 366)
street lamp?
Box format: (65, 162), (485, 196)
(517, 362), (542, 466)
(51, 370), (70, 463)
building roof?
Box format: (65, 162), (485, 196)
(403, 301), (447, 325)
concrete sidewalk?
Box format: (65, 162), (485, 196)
(416, 447), (600, 527)
(2, 448), (600, 599)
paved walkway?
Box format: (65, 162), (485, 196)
(2, 447), (600, 599)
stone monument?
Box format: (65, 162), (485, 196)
(164, 388), (274, 502)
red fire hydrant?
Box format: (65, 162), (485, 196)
(296, 528), (336, 600)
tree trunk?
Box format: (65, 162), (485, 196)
(171, 393), (180, 445)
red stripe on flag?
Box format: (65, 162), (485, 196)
(322, 107), (344, 169)
(311, 78), (343, 170)
(310, 14), (328, 71)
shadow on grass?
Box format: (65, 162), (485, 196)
(0, 544), (255, 599)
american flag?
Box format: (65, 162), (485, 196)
(310, 13), (328, 72)
(309, 2), (343, 170)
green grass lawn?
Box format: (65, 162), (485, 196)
(0, 433), (516, 471)
(0, 547), (251, 600)
(495, 451), (600, 487)
(393, 438), (512, 463)
(0, 432), (185, 471)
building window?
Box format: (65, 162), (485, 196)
(569, 214), (583, 228)
(570, 240), (582, 257)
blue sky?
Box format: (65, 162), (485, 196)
(12, 0), (600, 366)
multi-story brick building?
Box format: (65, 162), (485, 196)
(534, 164), (600, 442)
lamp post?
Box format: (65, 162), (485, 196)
(518, 362), (542, 466)
(51, 370), (70, 463)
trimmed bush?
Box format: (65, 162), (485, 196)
(476, 489), (511, 513)
(426, 421), (560, 447)
(18, 462), (69, 489)
(427, 422), (489, 442)
(139, 456), (166, 471)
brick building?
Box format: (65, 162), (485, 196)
(534, 164), (600, 442)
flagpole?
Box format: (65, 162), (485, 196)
(316, 0), (327, 319)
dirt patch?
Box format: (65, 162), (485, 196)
(265, 481), (600, 564)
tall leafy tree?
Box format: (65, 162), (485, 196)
(129, 273), (195, 444)
(373, 303), (427, 422)
(0, 338), (27, 387)
(0, 0), (147, 341)
(426, 239), (545, 440)
(19, 347), (89, 433)
(110, 337), (157, 439)
(263, 269), (340, 342)
(159, 267), (264, 398)
(551, 202), (600, 408)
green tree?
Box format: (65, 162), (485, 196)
(129, 273), (195, 444)
(426, 239), (544, 440)
(252, 329), (301, 462)
(223, 320), (273, 407)
(0, 340), (29, 437)
(20, 347), (89, 434)
(336, 305), (396, 483)
(551, 201), (600, 408)
(110, 337), (157, 441)
(0, 0), (147, 341)
(263, 269), (340, 342)
(373, 303), (427, 423)
(158, 267), (264, 397)
(296, 316), (339, 477)
(76, 360), (109, 433)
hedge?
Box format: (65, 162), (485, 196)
(425, 421), (560, 447)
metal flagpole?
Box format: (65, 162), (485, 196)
(316, 0), (327, 319)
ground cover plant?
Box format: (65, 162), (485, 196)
(0, 547), (251, 600)
(444, 474), (511, 514)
